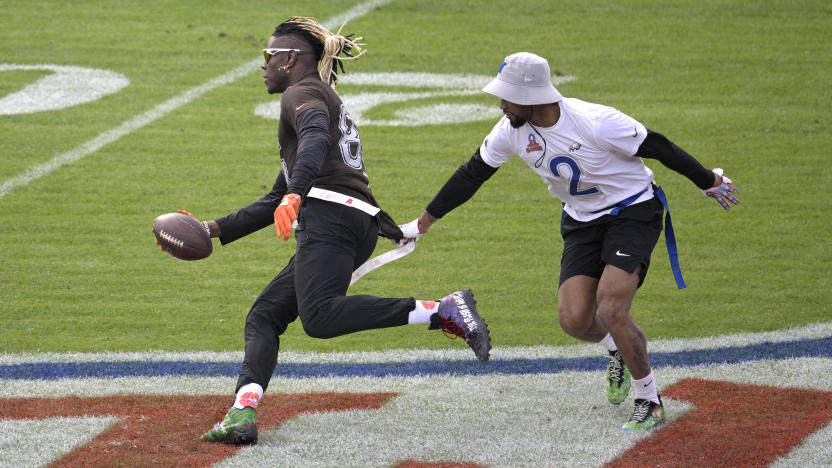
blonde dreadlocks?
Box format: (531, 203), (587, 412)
(273, 16), (366, 89)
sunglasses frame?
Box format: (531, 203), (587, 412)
(263, 48), (300, 64)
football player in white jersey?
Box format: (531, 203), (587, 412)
(401, 52), (738, 430)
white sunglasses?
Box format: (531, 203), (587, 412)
(263, 48), (300, 63)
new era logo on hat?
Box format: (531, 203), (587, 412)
(483, 52), (563, 105)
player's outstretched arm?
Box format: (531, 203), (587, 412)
(400, 149), (498, 241)
(399, 150), (497, 242)
(210, 170), (288, 245)
(635, 130), (738, 210)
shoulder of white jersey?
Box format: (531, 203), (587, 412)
(483, 115), (516, 140)
(495, 114), (514, 130)
(562, 98), (646, 146)
(479, 115), (516, 167)
(557, 98), (604, 142)
(560, 97), (618, 120)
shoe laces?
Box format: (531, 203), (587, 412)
(607, 352), (624, 382)
(440, 318), (466, 340)
(629, 399), (652, 422)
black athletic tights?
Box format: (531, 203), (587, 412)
(235, 197), (414, 392)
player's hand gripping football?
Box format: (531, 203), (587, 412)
(702, 168), (739, 210)
(176, 210), (211, 236)
(274, 193), (301, 241)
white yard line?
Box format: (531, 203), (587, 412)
(0, 0), (394, 200)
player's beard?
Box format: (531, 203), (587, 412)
(266, 72), (289, 94)
(509, 117), (527, 128)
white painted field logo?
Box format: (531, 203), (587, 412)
(254, 72), (577, 126)
(0, 64), (129, 115)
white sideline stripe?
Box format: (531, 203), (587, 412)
(1, 321), (829, 365)
(0, 0), (394, 201)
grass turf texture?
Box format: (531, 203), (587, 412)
(1, 0), (830, 353)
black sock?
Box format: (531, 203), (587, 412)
(428, 312), (442, 330)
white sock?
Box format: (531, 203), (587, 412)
(233, 383), (263, 409)
(408, 299), (438, 325)
(633, 372), (660, 404)
(599, 333), (618, 352)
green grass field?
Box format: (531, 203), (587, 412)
(1, 0), (830, 354)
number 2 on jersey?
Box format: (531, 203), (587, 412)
(549, 156), (599, 196)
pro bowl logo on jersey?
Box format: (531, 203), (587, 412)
(526, 134), (543, 153)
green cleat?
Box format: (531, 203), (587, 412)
(606, 350), (631, 405)
(203, 406), (258, 444)
(622, 396), (665, 430)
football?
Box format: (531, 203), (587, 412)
(152, 212), (212, 260)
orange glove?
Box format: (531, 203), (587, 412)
(274, 193), (301, 241)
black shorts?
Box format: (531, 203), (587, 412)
(559, 196), (663, 288)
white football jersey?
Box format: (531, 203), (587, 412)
(479, 98), (655, 221)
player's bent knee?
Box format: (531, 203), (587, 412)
(301, 325), (338, 339)
(299, 316), (340, 339)
(557, 309), (592, 338)
(245, 304), (295, 337)
(595, 302), (633, 329)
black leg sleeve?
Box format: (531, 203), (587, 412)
(235, 257), (299, 393)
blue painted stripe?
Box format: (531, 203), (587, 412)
(2, 336), (830, 381)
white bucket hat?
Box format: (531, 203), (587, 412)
(482, 52), (563, 105)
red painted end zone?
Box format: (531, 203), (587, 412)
(606, 378), (832, 467)
(2, 393), (395, 467)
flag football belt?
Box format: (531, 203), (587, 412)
(350, 238), (417, 286)
(563, 186), (687, 289)
(653, 186), (686, 289)
(307, 187), (381, 216)
(306, 187), (418, 286)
